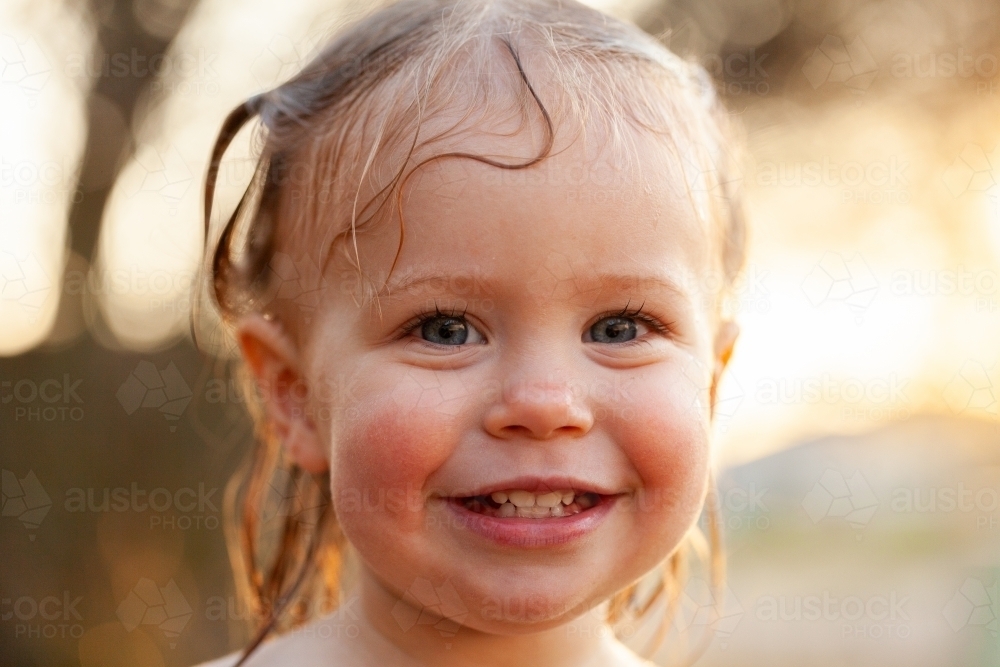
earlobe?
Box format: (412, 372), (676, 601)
(713, 320), (739, 370)
(284, 421), (330, 474)
(236, 313), (329, 473)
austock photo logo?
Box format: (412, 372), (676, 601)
(263, 251), (334, 325)
(801, 251), (879, 324)
(391, 367), (471, 418)
(250, 34), (317, 90)
(942, 143), (1000, 198)
(658, 19), (770, 97)
(0, 251), (52, 322)
(718, 481), (770, 533)
(705, 48), (770, 97)
(753, 155), (911, 205)
(1, 469), (51, 540)
(721, 264), (771, 317)
(888, 266), (1000, 314)
(680, 142), (744, 214)
(116, 360), (193, 430)
(754, 373), (912, 424)
(2, 590), (85, 640)
(889, 482), (998, 530)
(801, 468), (879, 539)
(253, 467), (326, 526)
(754, 589), (912, 640)
(124, 143), (194, 215)
(2, 373), (85, 422)
(203, 592), (362, 639)
(392, 578), (469, 642)
(680, 360), (745, 435)
(943, 578), (998, 636)
(942, 359), (998, 420)
(63, 481), (221, 531)
(116, 578), (193, 648)
(802, 35), (878, 93)
(673, 580), (745, 650)
(0, 33), (51, 104)
(890, 47), (1000, 92)
(1, 152), (82, 206)
(64, 46), (220, 97)
(711, 372), (745, 435)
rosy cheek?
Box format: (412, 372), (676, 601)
(329, 371), (466, 522)
(611, 371), (711, 525)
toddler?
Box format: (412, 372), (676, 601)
(198, 0), (746, 664)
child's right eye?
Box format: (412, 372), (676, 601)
(401, 310), (487, 347)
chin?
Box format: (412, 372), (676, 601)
(435, 566), (617, 633)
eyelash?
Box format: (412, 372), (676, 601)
(398, 302), (675, 346)
(592, 303), (674, 341)
(398, 304), (472, 344)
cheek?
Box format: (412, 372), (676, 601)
(332, 405), (446, 493)
(608, 363), (712, 536)
(326, 368), (468, 534)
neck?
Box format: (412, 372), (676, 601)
(346, 565), (625, 667)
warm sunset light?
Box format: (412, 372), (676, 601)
(3, 1), (997, 667)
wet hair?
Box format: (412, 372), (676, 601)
(199, 0), (746, 663)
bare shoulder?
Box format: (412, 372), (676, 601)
(189, 613), (359, 667)
(600, 635), (659, 667)
(190, 636), (319, 667)
(191, 652), (242, 667)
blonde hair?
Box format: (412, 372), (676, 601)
(200, 0), (746, 663)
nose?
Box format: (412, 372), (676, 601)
(483, 378), (595, 440)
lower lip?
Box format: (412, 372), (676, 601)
(444, 496), (619, 548)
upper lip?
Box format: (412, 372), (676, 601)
(444, 476), (622, 498)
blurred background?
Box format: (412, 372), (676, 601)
(1, 0), (997, 665)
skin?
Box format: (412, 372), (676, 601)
(226, 118), (740, 667)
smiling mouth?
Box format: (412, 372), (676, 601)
(454, 489), (603, 519)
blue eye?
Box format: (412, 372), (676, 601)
(420, 315), (471, 345)
(589, 316), (638, 343)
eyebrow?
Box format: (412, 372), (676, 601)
(377, 270), (693, 303)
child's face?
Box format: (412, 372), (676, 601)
(251, 126), (737, 633)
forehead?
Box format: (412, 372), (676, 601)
(350, 123), (714, 305)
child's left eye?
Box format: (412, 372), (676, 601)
(587, 316), (639, 343)
(583, 307), (672, 345)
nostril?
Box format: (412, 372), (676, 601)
(500, 424), (532, 436)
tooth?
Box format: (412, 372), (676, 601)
(490, 491), (508, 504)
(499, 501), (515, 517)
(516, 505), (550, 518)
(561, 491), (575, 505)
(508, 490), (535, 507)
(551, 504), (564, 517)
(536, 492), (562, 508)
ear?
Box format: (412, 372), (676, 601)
(236, 313), (329, 473)
(708, 319), (740, 420)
